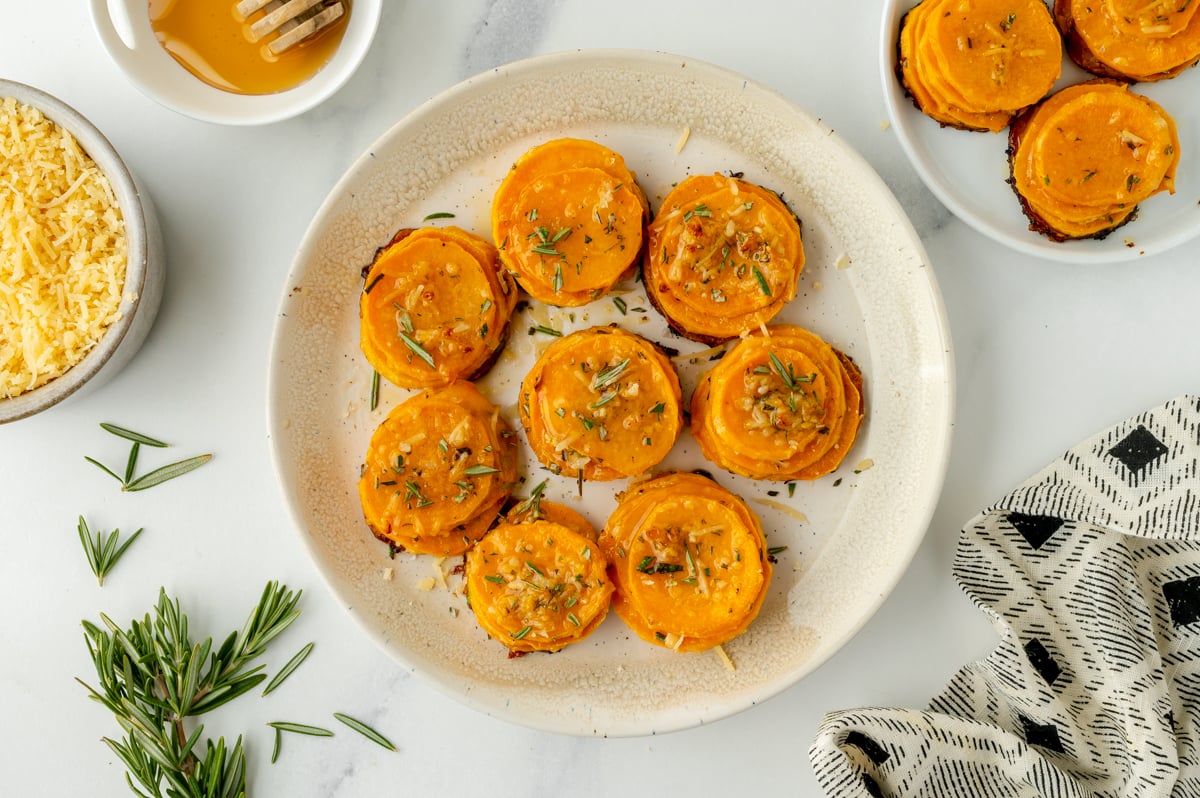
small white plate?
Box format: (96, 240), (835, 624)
(880, 0), (1200, 263)
(268, 49), (954, 736)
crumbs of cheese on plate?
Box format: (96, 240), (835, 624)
(1, 96), (127, 399)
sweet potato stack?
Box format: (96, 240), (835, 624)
(1008, 79), (1180, 240)
(1055, 0), (1200, 82)
(691, 325), (864, 482)
(598, 472), (772, 653)
(898, 0), (1063, 132)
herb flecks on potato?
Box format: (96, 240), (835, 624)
(360, 226), (516, 390)
(492, 138), (648, 307)
(690, 325), (864, 481)
(898, 0), (1062, 132)
(1008, 79), (1180, 241)
(357, 381), (517, 557)
(519, 325), (683, 482)
(644, 173), (804, 344)
(599, 472), (772, 653)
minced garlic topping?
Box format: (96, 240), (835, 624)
(1, 96), (128, 398)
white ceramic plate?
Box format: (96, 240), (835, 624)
(268, 49), (953, 736)
(880, 0), (1200, 264)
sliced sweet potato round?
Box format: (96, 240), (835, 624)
(1055, 0), (1200, 81)
(1008, 79), (1180, 241)
(598, 471), (772, 653)
(644, 174), (804, 344)
(519, 325), (683, 481)
(360, 226), (517, 389)
(357, 381), (518, 556)
(491, 138), (648, 306)
(691, 325), (864, 481)
(898, 0), (1061, 132)
(465, 519), (613, 654)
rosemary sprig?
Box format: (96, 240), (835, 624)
(86, 423), (213, 492)
(77, 582), (302, 797)
(76, 515), (143, 587)
(333, 713), (397, 751)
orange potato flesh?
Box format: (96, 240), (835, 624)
(519, 325), (683, 481)
(360, 226), (516, 390)
(501, 168), (645, 305)
(358, 381), (517, 556)
(1057, 0), (1200, 81)
(691, 325), (864, 481)
(925, 0), (1062, 113)
(1009, 80), (1180, 241)
(598, 472), (771, 653)
(492, 138), (648, 307)
(465, 520), (613, 653)
(899, 0), (1013, 132)
(1106, 0), (1200, 39)
(645, 174), (804, 344)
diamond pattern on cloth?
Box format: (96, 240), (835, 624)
(810, 396), (1200, 797)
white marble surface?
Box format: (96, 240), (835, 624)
(2, 2), (1197, 796)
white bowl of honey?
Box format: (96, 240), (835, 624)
(89, 0), (380, 125)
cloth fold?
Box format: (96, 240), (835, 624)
(811, 396), (1200, 797)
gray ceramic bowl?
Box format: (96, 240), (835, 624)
(0, 79), (164, 424)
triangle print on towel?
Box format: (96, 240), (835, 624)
(810, 395), (1200, 797)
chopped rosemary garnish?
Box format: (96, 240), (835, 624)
(464, 464), (501, 476)
(552, 262), (564, 292)
(752, 265), (771, 296)
(649, 402), (665, 416)
(78, 582), (301, 796)
(262, 641), (314, 697)
(399, 331), (436, 369)
(529, 324), (562, 337)
(613, 296), (627, 315)
(333, 713), (397, 751)
(683, 203), (713, 222)
(422, 211), (456, 221)
(369, 370), (380, 411)
(76, 515), (143, 587)
(485, 574), (506, 584)
(590, 358), (629, 391)
(513, 480), (548, 520)
(767, 545), (788, 556)
(512, 626), (533, 640)
(588, 391), (618, 410)
(532, 244), (561, 256)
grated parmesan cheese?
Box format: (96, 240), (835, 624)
(1, 97), (128, 399)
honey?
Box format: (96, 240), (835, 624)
(148, 0), (350, 95)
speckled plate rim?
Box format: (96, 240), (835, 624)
(880, 0), (1200, 264)
(267, 48), (954, 736)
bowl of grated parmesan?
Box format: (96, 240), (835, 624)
(0, 79), (164, 424)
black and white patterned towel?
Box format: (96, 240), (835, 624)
(810, 396), (1200, 797)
